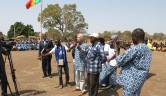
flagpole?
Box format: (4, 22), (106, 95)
(40, 0), (43, 41)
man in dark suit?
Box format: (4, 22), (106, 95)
(38, 34), (54, 78)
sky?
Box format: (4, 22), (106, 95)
(0, 0), (166, 35)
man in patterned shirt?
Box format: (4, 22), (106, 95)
(85, 33), (106, 96)
(73, 33), (89, 95)
(108, 28), (152, 96)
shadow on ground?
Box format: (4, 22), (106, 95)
(98, 84), (121, 96)
(98, 89), (119, 96)
(51, 72), (65, 77)
(147, 73), (156, 80)
(17, 90), (46, 96)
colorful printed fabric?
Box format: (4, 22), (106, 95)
(116, 44), (152, 93)
(100, 62), (115, 83)
(74, 43), (89, 71)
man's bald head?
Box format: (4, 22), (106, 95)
(77, 33), (84, 43)
(77, 33), (83, 38)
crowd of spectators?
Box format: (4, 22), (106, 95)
(12, 39), (39, 51)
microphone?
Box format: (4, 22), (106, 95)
(41, 48), (45, 54)
(70, 42), (78, 49)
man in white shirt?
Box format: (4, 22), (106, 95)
(41, 39), (72, 89)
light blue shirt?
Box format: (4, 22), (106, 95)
(74, 43), (88, 71)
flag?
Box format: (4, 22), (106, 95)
(26, 0), (41, 9)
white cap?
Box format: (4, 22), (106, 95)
(89, 33), (99, 38)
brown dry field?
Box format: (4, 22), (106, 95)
(2, 50), (166, 96)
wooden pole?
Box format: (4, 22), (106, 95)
(40, 0), (43, 41)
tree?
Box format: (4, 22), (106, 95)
(62, 4), (88, 34)
(153, 32), (165, 40)
(38, 4), (62, 31)
(34, 32), (40, 37)
(99, 31), (112, 40)
(7, 22), (35, 38)
(121, 31), (132, 41)
(0, 31), (3, 37)
(145, 32), (152, 39)
(45, 29), (61, 40)
(38, 4), (88, 38)
(21, 25), (35, 38)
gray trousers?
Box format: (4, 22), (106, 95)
(57, 64), (69, 85)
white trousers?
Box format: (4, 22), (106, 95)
(75, 70), (86, 91)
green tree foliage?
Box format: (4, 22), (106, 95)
(34, 32), (40, 37)
(22, 25), (35, 38)
(0, 31), (3, 37)
(38, 4), (88, 38)
(99, 31), (112, 40)
(7, 22), (35, 38)
(38, 4), (62, 31)
(63, 4), (88, 34)
(121, 31), (132, 41)
(99, 30), (132, 41)
(145, 32), (152, 38)
(100, 30), (166, 41)
(45, 29), (61, 40)
(153, 32), (165, 40)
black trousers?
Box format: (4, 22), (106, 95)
(0, 62), (7, 96)
(87, 73), (99, 96)
(42, 55), (52, 76)
(57, 64), (69, 85)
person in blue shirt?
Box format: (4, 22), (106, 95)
(17, 43), (21, 51)
(72, 33), (89, 95)
(85, 33), (107, 96)
(108, 28), (152, 96)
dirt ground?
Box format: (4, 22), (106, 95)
(2, 50), (166, 96)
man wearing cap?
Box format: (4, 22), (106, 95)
(85, 33), (106, 96)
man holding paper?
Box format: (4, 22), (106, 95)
(41, 39), (72, 89)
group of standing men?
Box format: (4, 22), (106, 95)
(38, 28), (152, 96)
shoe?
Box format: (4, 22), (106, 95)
(59, 85), (63, 89)
(1, 93), (7, 96)
(42, 75), (47, 78)
(82, 90), (87, 94)
(101, 84), (106, 87)
(48, 75), (53, 78)
(99, 84), (107, 90)
(110, 85), (117, 91)
(66, 82), (72, 87)
(77, 90), (87, 96)
(72, 89), (81, 92)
